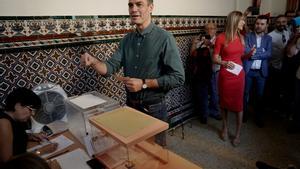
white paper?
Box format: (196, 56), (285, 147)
(41, 135), (74, 158)
(53, 148), (90, 169)
(69, 94), (106, 109)
(226, 62), (243, 75)
(83, 135), (95, 157)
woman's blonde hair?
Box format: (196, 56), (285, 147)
(224, 11), (244, 45)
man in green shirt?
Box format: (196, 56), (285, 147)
(81, 0), (185, 145)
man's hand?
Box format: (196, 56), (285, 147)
(80, 52), (107, 75)
(203, 39), (213, 47)
(192, 36), (201, 45)
(123, 78), (143, 92)
(28, 132), (48, 142)
(250, 45), (256, 57)
(80, 52), (97, 67)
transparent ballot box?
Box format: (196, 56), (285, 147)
(65, 91), (120, 142)
(88, 106), (169, 169)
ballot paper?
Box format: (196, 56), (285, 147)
(53, 148), (90, 169)
(28, 135), (74, 158)
(83, 134), (94, 157)
(69, 94), (106, 109)
(226, 62), (243, 76)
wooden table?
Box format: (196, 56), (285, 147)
(89, 106), (203, 169)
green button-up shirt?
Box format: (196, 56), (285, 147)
(105, 23), (185, 102)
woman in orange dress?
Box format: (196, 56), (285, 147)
(213, 11), (253, 146)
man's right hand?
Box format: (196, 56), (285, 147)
(192, 37), (201, 45)
(80, 52), (108, 75)
(250, 45), (256, 57)
(80, 52), (97, 67)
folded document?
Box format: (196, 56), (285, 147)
(226, 62), (243, 75)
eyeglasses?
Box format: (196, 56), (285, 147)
(282, 34), (286, 43)
(25, 106), (37, 115)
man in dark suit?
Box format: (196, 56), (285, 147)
(243, 15), (272, 127)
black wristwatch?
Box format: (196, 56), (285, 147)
(142, 79), (148, 89)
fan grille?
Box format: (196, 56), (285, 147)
(33, 91), (66, 124)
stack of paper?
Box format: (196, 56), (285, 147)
(53, 148), (91, 169)
(69, 94), (106, 109)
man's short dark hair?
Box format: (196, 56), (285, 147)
(256, 15), (269, 24)
(276, 14), (286, 20)
(4, 87), (41, 112)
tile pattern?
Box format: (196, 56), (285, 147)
(1, 43), (126, 104)
(0, 37), (195, 126)
(0, 16), (227, 50)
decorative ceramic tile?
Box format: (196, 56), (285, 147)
(0, 16), (229, 51)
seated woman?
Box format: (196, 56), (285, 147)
(0, 87), (58, 164)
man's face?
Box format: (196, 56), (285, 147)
(128, 0), (153, 27)
(275, 17), (287, 32)
(205, 24), (217, 37)
(254, 19), (268, 34)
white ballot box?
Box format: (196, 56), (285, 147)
(65, 91), (120, 143)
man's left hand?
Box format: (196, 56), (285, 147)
(123, 78), (143, 92)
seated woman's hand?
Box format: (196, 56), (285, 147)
(36, 143), (58, 155)
(28, 132), (48, 142)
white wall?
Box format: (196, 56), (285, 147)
(0, 0), (286, 16)
(236, 0), (287, 16)
(0, 0), (129, 16)
(155, 0), (236, 16)
(268, 0), (287, 16)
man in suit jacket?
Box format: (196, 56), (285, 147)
(243, 15), (272, 127)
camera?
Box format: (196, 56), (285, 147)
(204, 34), (211, 39)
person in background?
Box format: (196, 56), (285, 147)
(80, 0), (185, 146)
(190, 22), (221, 124)
(243, 15), (272, 128)
(207, 23), (223, 122)
(267, 15), (291, 115)
(0, 88), (58, 164)
(285, 16), (300, 133)
(241, 6), (252, 35)
(213, 11), (254, 146)
(291, 51), (300, 134)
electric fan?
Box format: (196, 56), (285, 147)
(31, 83), (68, 133)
